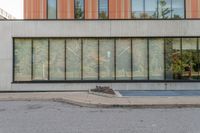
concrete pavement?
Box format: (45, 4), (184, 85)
(1, 91), (200, 108)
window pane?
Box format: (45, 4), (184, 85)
(172, 0), (184, 19)
(158, 0), (172, 19)
(116, 39), (132, 80)
(99, 39), (115, 80)
(49, 39), (65, 80)
(182, 38), (198, 80)
(145, 0), (158, 19)
(14, 39), (32, 81)
(33, 39), (48, 80)
(149, 39), (164, 80)
(132, 39), (148, 80)
(132, 0), (144, 19)
(165, 38), (182, 80)
(48, 0), (57, 19)
(83, 39), (98, 80)
(75, 0), (84, 19)
(99, 0), (108, 19)
(66, 39), (82, 80)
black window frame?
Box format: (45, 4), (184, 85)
(13, 37), (200, 83)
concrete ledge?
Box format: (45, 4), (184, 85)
(1, 92), (200, 108)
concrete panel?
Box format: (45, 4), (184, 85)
(0, 59), (12, 90)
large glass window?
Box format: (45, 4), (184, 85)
(165, 38), (182, 80)
(132, 39), (148, 80)
(48, 0), (57, 19)
(99, 0), (108, 19)
(14, 39), (32, 81)
(32, 39), (48, 80)
(83, 39), (98, 80)
(66, 39), (82, 80)
(172, 0), (184, 19)
(99, 39), (115, 80)
(145, 0), (158, 19)
(75, 0), (84, 19)
(182, 38), (198, 80)
(158, 0), (172, 19)
(14, 37), (200, 82)
(116, 39), (132, 80)
(131, 0), (144, 19)
(49, 39), (65, 80)
(149, 39), (164, 80)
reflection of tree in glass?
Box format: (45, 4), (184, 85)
(99, 11), (107, 19)
(75, 0), (84, 19)
(158, 0), (171, 19)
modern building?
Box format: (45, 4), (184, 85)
(1, 0), (200, 91)
(0, 8), (15, 19)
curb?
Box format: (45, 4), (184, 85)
(1, 97), (200, 109)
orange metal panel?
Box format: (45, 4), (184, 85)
(85, 0), (98, 19)
(124, 0), (131, 19)
(92, 0), (98, 19)
(186, 0), (200, 18)
(58, 0), (67, 19)
(24, 0), (47, 19)
(109, 0), (116, 19)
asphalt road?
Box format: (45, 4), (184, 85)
(0, 101), (200, 133)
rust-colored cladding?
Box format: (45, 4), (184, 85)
(57, 0), (74, 19)
(186, 0), (200, 18)
(24, 0), (200, 19)
(85, 0), (98, 19)
(109, 0), (131, 19)
(24, 0), (47, 19)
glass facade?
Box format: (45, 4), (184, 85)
(14, 37), (200, 82)
(75, 0), (84, 19)
(132, 0), (185, 19)
(99, 0), (108, 19)
(145, 0), (158, 19)
(14, 39), (32, 81)
(44, 0), (186, 20)
(83, 39), (98, 80)
(49, 39), (65, 80)
(48, 0), (57, 19)
(116, 39), (132, 80)
(99, 39), (115, 80)
(165, 38), (182, 80)
(66, 39), (82, 80)
(32, 39), (48, 80)
(132, 39), (148, 80)
(149, 39), (164, 80)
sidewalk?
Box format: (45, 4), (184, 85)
(1, 92), (200, 108)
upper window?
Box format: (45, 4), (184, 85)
(99, 0), (108, 19)
(132, 0), (144, 19)
(158, 0), (172, 19)
(75, 0), (84, 19)
(132, 0), (184, 19)
(48, 0), (57, 19)
(172, 0), (184, 19)
(145, 0), (158, 19)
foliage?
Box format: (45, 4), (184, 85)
(75, 0), (84, 19)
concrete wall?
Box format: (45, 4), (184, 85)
(0, 20), (200, 91)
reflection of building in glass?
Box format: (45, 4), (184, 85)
(0, 8), (15, 19)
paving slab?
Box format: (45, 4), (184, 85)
(0, 92), (200, 108)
